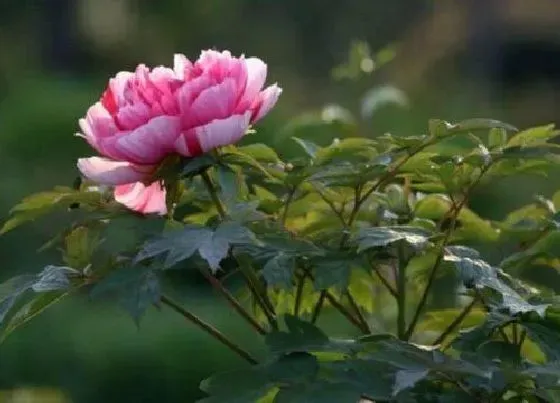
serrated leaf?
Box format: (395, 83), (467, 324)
(266, 315), (330, 354)
(137, 222), (255, 270)
(262, 254), (295, 289)
(353, 226), (431, 253)
(63, 226), (100, 269)
(32, 265), (79, 292)
(444, 251), (549, 317)
(90, 266), (160, 324)
(313, 259), (353, 291)
(393, 369), (429, 396)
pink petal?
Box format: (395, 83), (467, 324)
(192, 112), (251, 153)
(114, 181), (167, 215)
(115, 102), (152, 130)
(109, 72), (135, 107)
(187, 78), (237, 128)
(241, 58), (267, 104)
(251, 84), (282, 122)
(173, 54), (193, 80)
(77, 157), (153, 185)
(177, 74), (213, 117)
(113, 115), (182, 164)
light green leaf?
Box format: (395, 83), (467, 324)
(507, 124), (560, 147)
(292, 137), (321, 158)
(353, 226), (431, 253)
(237, 144), (280, 163)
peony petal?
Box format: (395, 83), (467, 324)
(187, 78), (237, 128)
(115, 102), (152, 130)
(114, 181), (167, 215)
(84, 102), (119, 138)
(173, 54), (193, 80)
(240, 58), (268, 104)
(109, 71), (135, 107)
(113, 115), (181, 164)
(251, 84), (282, 123)
(191, 112), (251, 153)
(77, 157), (153, 185)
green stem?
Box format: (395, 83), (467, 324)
(369, 257), (398, 298)
(396, 246), (408, 340)
(161, 294), (258, 364)
(200, 170), (228, 219)
(345, 290), (370, 333)
(432, 296), (478, 345)
(294, 273), (306, 316)
(200, 269), (267, 335)
(311, 291), (326, 324)
(200, 169), (277, 330)
(281, 186), (297, 226)
(325, 292), (369, 333)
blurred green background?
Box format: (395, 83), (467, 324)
(2, 0), (560, 401)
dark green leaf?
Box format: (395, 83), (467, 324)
(266, 352), (319, 384)
(90, 266), (160, 324)
(266, 315), (330, 354)
(313, 259), (352, 291)
(262, 254), (295, 289)
(216, 164), (240, 203)
(32, 265), (79, 292)
(274, 382), (360, 403)
(137, 222), (255, 271)
(393, 369), (429, 396)
(199, 369), (273, 403)
(523, 321), (560, 361)
(182, 155), (215, 177)
(444, 250), (549, 317)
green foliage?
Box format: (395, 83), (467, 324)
(3, 103), (560, 401)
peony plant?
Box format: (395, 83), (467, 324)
(2, 48), (560, 402)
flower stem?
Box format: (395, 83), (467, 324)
(432, 296), (478, 345)
(396, 245), (408, 340)
(200, 269), (267, 335)
(199, 169), (278, 330)
(160, 294), (258, 364)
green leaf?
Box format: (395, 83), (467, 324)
(273, 382), (360, 403)
(216, 164), (240, 203)
(0, 275), (37, 324)
(488, 128), (508, 149)
(266, 315), (330, 354)
(450, 118), (518, 134)
(292, 137), (321, 158)
(262, 254), (295, 290)
(314, 137), (378, 166)
(313, 259), (353, 291)
(1, 187), (104, 234)
(393, 369), (429, 396)
(353, 226), (431, 253)
(199, 369), (273, 403)
(266, 352), (319, 384)
(90, 266), (160, 324)
(507, 124), (560, 147)
(0, 291), (68, 343)
(182, 155), (216, 177)
(444, 250), (549, 317)
(63, 226), (101, 269)
(522, 321), (560, 361)
(237, 144), (280, 163)
(137, 222), (255, 271)
(32, 266), (79, 292)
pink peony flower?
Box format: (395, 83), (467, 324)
(77, 50), (282, 214)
